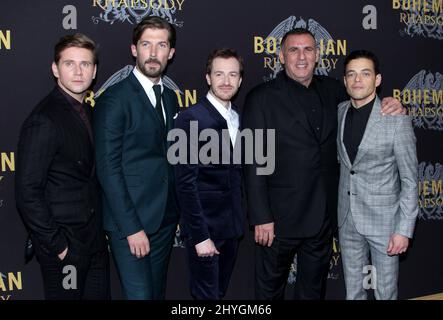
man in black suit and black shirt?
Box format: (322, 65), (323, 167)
(15, 34), (110, 300)
(242, 28), (404, 300)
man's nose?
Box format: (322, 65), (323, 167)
(299, 50), (306, 60)
(73, 64), (82, 75)
(150, 46), (157, 57)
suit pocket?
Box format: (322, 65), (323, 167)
(366, 194), (398, 207)
(199, 189), (226, 199)
(199, 190), (228, 211)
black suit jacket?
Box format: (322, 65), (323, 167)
(242, 72), (347, 238)
(16, 87), (105, 256)
(174, 98), (244, 246)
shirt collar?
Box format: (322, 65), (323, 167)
(57, 86), (83, 109)
(206, 91), (233, 120)
(350, 96), (376, 114)
(133, 66), (163, 93)
(283, 70), (317, 90)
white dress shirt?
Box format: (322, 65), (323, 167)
(206, 91), (239, 146)
(133, 66), (166, 123)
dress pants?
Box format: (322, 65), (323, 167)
(185, 238), (239, 300)
(35, 247), (110, 300)
(255, 214), (333, 300)
(107, 186), (178, 300)
(339, 213), (399, 300)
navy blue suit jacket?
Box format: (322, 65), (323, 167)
(94, 74), (179, 238)
(174, 97), (244, 247)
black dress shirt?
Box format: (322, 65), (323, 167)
(58, 86), (93, 142)
(343, 97), (375, 164)
(286, 73), (324, 139)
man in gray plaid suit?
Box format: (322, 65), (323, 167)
(337, 50), (418, 300)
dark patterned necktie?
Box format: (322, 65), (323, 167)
(152, 84), (165, 128)
(74, 103), (93, 143)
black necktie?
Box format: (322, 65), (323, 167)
(74, 103), (93, 144)
(152, 84), (165, 128)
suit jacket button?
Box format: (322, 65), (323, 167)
(77, 160), (83, 165)
(347, 191), (350, 196)
(90, 208), (95, 214)
(350, 170), (355, 175)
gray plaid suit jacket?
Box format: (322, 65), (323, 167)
(337, 97), (418, 238)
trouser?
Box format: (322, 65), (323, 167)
(36, 247), (110, 300)
(186, 238), (239, 300)
(107, 221), (176, 300)
(255, 215), (333, 300)
(339, 213), (398, 300)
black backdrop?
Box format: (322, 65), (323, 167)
(0, 0), (442, 300)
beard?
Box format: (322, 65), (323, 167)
(137, 58), (165, 79)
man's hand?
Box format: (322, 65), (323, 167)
(58, 247), (68, 261)
(381, 97), (406, 115)
(195, 239), (220, 257)
(255, 222), (275, 247)
(127, 230), (150, 258)
(387, 233), (409, 256)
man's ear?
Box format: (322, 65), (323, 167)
(278, 49), (285, 65)
(205, 73), (211, 86)
(168, 48), (175, 60)
(52, 62), (59, 79)
(131, 44), (137, 58)
(375, 74), (382, 88)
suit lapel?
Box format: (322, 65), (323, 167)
(55, 88), (95, 177)
(338, 101), (352, 168)
(352, 97), (383, 166)
(201, 97), (236, 151)
(162, 88), (177, 133)
(56, 89), (93, 151)
(201, 97), (228, 130)
(312, 78), (334, 143)
(128, 73), (165, 135)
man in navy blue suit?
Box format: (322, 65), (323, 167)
(174, 48), (244, 300)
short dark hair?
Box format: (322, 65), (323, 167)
(281, 28), (316, 49)
(132, 16), (176, 48)
(206, 48), (244, 77)
(54, 33), (97, 64)
(344, 50), (380, 75)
